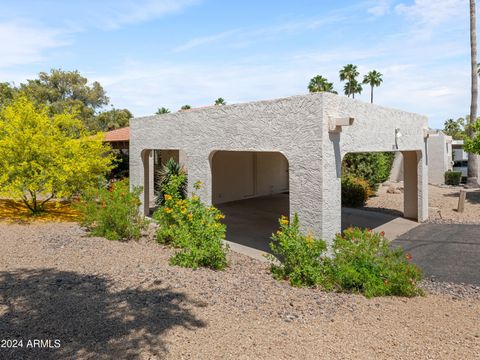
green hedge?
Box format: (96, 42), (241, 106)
(445, 171), (462, 186)
(342, 152), (395, 191)
(341, 176), (371, 208)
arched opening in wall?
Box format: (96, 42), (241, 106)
(210, 150), (289, 253)
(341, 151), (414, 233)
(141, 149), (187, 216)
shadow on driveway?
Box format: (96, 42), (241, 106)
(0, 269), (205, 359)
(393, 224), (480, 286)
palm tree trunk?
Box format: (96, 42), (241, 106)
(370, 85), (374, 103)
(467, 0), (479, 188)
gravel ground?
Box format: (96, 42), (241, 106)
(365, 183), (480, 224)
(0, 222), (479, 359)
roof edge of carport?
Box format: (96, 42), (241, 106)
(130, 92), (427, 124)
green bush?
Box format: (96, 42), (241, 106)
(342, 152), (395, 190)
(269, 214), (331, 287)
(268, 216), (423, 297)
(76, 179), (147, 241)
(445, 171), (462, 186)
(153, 178), (228, 270)
(330, 227), (423, 298)
(341, 176), (371, 207)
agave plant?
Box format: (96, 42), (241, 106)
(154, 158), (187, 205)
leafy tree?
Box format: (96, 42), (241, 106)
(0, 82), (16, 107)
(467, 0), (479, 187)
(443, 117), (468, 140)
(465, 120), (480, 154)
(94, 107), (132, 132)
(214, 98), (226, 106)
(180, 104), (192, 110)
(339, 64), (360, 98)
(20, 69), (109, 131)
(308, 75), (337, 94)
(156, 107), (171, 115)
(362, 70), (383, 103)
(0, 96), (114, 213)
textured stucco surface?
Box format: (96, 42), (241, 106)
(130, 93), (428, 243)
(427, 131), (453, 185)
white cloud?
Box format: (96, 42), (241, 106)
(0, 21), (69, 68)
(367, 0), (393, 17)
(395, 0), (468, 27)
(97, 0), (200, 29)
(172, 30), (237, 53)
(170, 15), (348, 53)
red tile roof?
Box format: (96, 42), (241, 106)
(104, 126), (129, 142)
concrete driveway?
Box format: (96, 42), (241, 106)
(393, 224), (480, 286)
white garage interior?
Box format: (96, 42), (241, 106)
(211, 151), (289, 252)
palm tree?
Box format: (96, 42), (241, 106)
(156, 107), (170, 115)
(308, 75), (337, 94)
(214, 97), (226, 106)
(180, 104), (191, 111)
(467, 0), (479, 188)
(339, 64), (359, 97)
(362, 70), (383, 103)
(154, 158), (187, 205)
(343, 79), (363, 99)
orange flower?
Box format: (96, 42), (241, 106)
(405, 253), (413, 261)
(379, 231), (385, 237)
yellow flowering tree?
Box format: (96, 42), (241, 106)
(0, 96), (114, 213)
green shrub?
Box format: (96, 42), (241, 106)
(341, 176), (371, 207)
(268, 214), (331, 287)
(268, 216), (423, 297)
(76, 179), (147, 241)
(342, 152), (395, 190)
(445, 170), (462, 186)
(153, 178), (228, 270)
(330, 227), (423, 298)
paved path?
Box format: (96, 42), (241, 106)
(393, 224), (480, 286)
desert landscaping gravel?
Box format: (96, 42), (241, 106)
(0, 222), (479, 359)
(366, 183), (480, 224)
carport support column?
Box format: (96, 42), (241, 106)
(130, 149), (151, 216)
(288, 158), (326, 243)
(187, 153), (212, 206)
(142, 149), (152, 216)
(403, 150), (428, 221)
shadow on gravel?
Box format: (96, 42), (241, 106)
(442, 190), (480, 204)
(0, 269), (206, 359)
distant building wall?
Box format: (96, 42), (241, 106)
(390, 130), (452, 185)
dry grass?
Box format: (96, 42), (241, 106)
(0, 199), (80, 223)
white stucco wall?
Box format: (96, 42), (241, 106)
(130, 93), (428, 243)
(211, 151), (288, 204)
(427, 131), (453, 185)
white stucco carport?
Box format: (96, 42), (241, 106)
(130, 93), (428, 244)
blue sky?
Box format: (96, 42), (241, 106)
(0, 0), (472, 129)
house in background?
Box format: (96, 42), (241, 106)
(452, 140), (469, 181)
(103, 126), (131, 180)
(427, 130), (453, 184)
(390, 130), (453, 185)
(103, 126), (130, 151)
